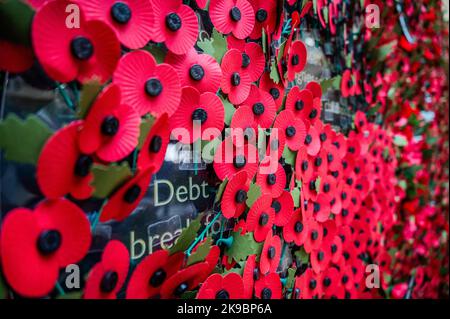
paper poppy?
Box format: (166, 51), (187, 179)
(273, 110), (307, 151)
(304, 123), (321, 156)
(329, 234), (343, 264)
(302, 174), (320, 201)
(309, 148), (328, 176)
(320, 267), (340, 298)
(310, 243), (331, 274)
(170, 86), (224, 144)
(304, 81), (322, 99)
(0, 40), (34, 73)
(74, 0), (154, 49)
(37, 121), (93, 200)
(213, 136), (259, 181)
(126, 250), (184, 299)
(197, 273), (244, 299)
(259, 233), (281, 274)
(246, 194), (275, 242)
(305, 193), (331, 223)
(0, 198), (91, 298)
(287, 40), (307, 82)
(221, 170), (250, 218)
(160, 262), (210, 299)
(295, 146), (314, 182)
(32, 0), (121, 83)
(220, 49), (252, 104)
(303, 218), (323, 253)
(248, 0), (277, 39)
(165, 48), (222, 94)
(99, 166), (155, 222)
(113, 50), (181, 117)
(256, 162), (286, 198)
(241, 84), (277, 128)
(272, 191), (294, 227)
(285, 87), (314, 119)
(341, 69), (356, 98)
(209, 0), (255, 39)
(296, 268), (322, 299)
(137, 113), (170, 172)
(239, 42), (265, 82)
(151, 0), (198, 54)
(242, 254), (258, 298)
(259, 71), (285, 109)
(320, 174), (337, 197)
(84, 240), (130, 299)
(283, 209), (307, 246)
(78, 84), (140, 162)
(230, 105), (258, 146)
(254, 272), (282, 299)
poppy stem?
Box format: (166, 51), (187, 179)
(279, 242), (287, 267)
(131, 149), (138, 173)
(55, 281), (65, 296)
(57, 83), (75, 110)
(186, 211), (222, 256)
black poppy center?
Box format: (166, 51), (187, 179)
(252, 102), (265, 116)
(311, 230), (319, 240)
(309, 279), (317, 290)
(342, 209), (349, 217)
(235, 189), (247, 203)
(150, 135), (163, 153)
(342, 275), (349, 284)
(37, 230), (61, 255)
(327, 153), (334, 163)
(165, 12), (182, 31)
(74, 155), (93, 177)
(317, 251), (324, 261)
(323, 183), (330, 193)
(101, 115), (120, 136)
(110, 2), (132, 24)
(100, 271), (119, 293)
(233, 155), (246, 169)
(241, 53), (251, 68)
(269, 88), (280, 99)
(285, 125), (296, 138)
(291, 54), (299, 66)
(266, 174), (277, 185)
(189, 64), (205, 81)
(229, 6), (242, 21)
(267, 246), (275, 259)
(331, 244), (337, 253)
(231, 72), (241, 86)
(301, 160), (308, 171)
(174, 282), (189, 296)
(295, 100), (304, 110)
(271, 200), (281, 213)
(256, 8), (268, 22)
(192, 108), (208, 124)
(145, 78), (163, 97)
(294, 221), (303, 233)
(348, 79), (354, 87)
(70, 36), (94, 60)
(309, 109), (318, 119)
(314, 157), (322, 167)
(123, 184), (141, 203)
(323, 277), (331, 287)
(215, 289), (230, 299)
(304, 134), (312, 145)
(261, 287), (272, 299)
(319, 132), (327, 142)
(313, 203), (320, 213)
(149, 268), (167, 287)
(259, 213), (269, 226)
(309, 180), (316, 191)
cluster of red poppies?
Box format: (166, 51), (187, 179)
(0, 0), (448, 299)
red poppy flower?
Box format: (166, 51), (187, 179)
(302, 174), (320, 201)
(221, 170), (250, 218)
(341, 69), (356, 98)
(329, 234), (343, 264)
(287, 40), (307, 82)
(220, 49), (252, 104)
(213, 136), (259, 181)
(32, 0), (120, 83)
(165, 48), (222, 94)
(209, 0), (255, 39)
(254, 272), (282, 299)
(205, 245), (221, 274)
(246, 194), (275, 242)
(303, 218), (323, 253)
(126, 250), (184, 299)
(272, 191), (294, 227)
(304, 81), (322, 99)
(259, 71), (285, 109)
(294, 268), (322, 299)
(309, 148), (328, 176)
(137, 113), (170, 173)
(0, 40), (34, 73)
(320, 267), (340, 298)
(285, 87), (314, 119)
(78, 84), (140, 162)
(160, 262), (210, 299)
(242, 254), (257, 298)
(230, 105), (258, 145)
(0, 198), (91, 298)
(329, 191), (343, 216)
(310, 242), (331, 274)
(171, 86), (224, 144)
(241, 84), (277, 128)
(241, 42), (266, 82)
(248, 0), (277, 39)
(197, 273), (244, 299)
(320, 174), (337, 197)
(256, 162), (286, 198)
(84, 240), (129, 299)
(99, 166), (155, 222)
(113, 50), (181, 117)
(74, 0), (154, 49)
(295, 146), (313, 182)
(304, 123), (321, 156)
(151, 0), (198, 54)
(260, 232), (281, 274)
(273, 110), (307, 151)
(283, 209), (307, 246)
(37, 121), (93, 200)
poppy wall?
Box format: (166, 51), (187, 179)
(0, 0), (449, 299)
